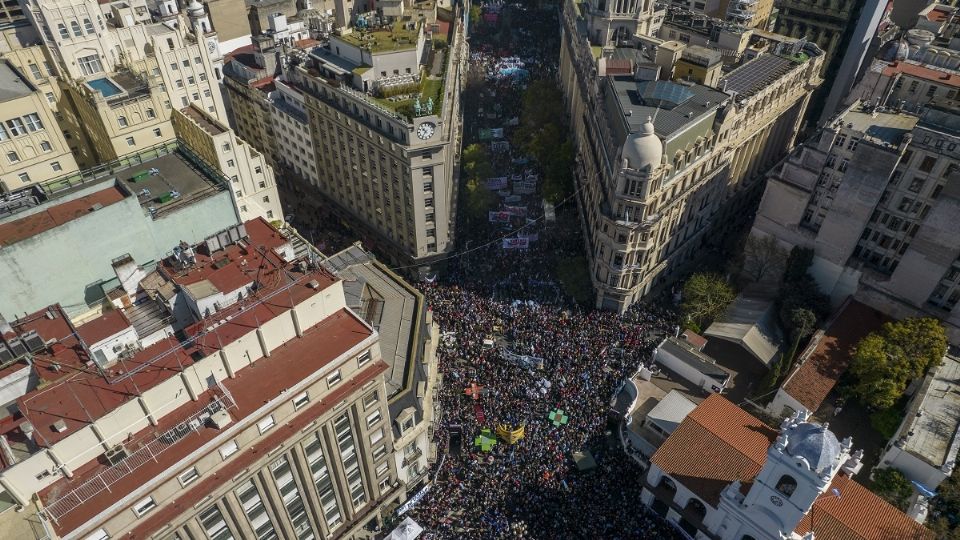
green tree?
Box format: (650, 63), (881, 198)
(872, 467), (914, 511)
(462, 143), (493, 180)
(850, 317), (948, 409)
(463, 177), (497, 223)
(741, 235), (787, 284)
(681, 273), (735, 328)
(783, 307), (817, 370)
(783, 246), (815, 283)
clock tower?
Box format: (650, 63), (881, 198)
(414, 116), (439, 144)
(187, 0), (224, 81)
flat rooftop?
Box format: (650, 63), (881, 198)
(0, 145), (227, 246)
(179, 104), (227, 135)
(839, 105), (919, 147)
(336, 20), (420, 53)
(898, 350), (960, 468)
(0, 61), (34, 102)
(608, 75), (728, 137)
(720, 53), (800, 99)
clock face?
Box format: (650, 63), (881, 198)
(417, 122), (436, 140)
(207, 40), (217, 55)
(770, 495), (784, 507)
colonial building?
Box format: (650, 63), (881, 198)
(749, 100), (960, 340)
(641, 394), (930, 539)
(561, 0), (823, 312)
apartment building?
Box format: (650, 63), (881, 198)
(0, 60), (78, 191)
(749, 100), (960, 340)
(0, 217), (428, 540)
(224, 9), (466, 268)
(561, 0), (822, 312)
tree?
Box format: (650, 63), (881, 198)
(463, 177), (497, 224)
(681, 273), (735, 328)
(783, 307), (817, 370)
(872, 468), (913, 511)
(741, 235), (788, 284)
(783, 246), (815, 284)
(850, 317), (948, 409)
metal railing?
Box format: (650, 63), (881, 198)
(43, 391), (237, 523)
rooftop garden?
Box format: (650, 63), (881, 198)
(339, 20), (420, 53)
(372, 72), (444, 119)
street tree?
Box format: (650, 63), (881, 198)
(681, 273), (735, 328)
(741, 235), (787, 284)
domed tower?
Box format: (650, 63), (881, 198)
(186, 0), (223, 80)
(616, 117), (663, 199)
(732, 410), (858, 537)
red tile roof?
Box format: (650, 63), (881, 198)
(926, 8), (950, 22)
(41, 309), (376, 536)
(76, 309), (132, 345)
(681, 329), (708, 350)
(0, 186), (126, 247)
(795, 473), (932, 540)
(651, 394), (778, 506)
(781, 301), (889, 412)
(883, 61), (960, 88)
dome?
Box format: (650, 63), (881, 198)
(786, 422), (841, 473)
(187, 0), (205, 15)
(622, 119), (662, 172)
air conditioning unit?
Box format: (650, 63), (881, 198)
(105, 445), (129, 465)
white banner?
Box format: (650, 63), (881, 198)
(398, 484), (432, 516)
(502, 237), (530, 249)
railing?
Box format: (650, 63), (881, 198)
(43, 392), (237, 523)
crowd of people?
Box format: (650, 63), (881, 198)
(402, 5), (690, 537)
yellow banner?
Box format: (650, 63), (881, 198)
(496, 424), (525, 444)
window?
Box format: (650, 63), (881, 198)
(154, 128), (162, 137)
(40, 141), (52, 152)
(78, 54), (103, 75)
(222, 143), (231, 152)
(170, 62), (179, 71)
(926, 85), (937, 97)
(424, 197), (434, 208)
(775, 475), (797, 497)
(175, 79), (184, 88)
(373, 444), (387, 461)
(254, 166), (262, 174)
(70, 21), (82, 37)
(192, 93), (200, 101)
(226, 159), (235, 167)
(257, 415), (276, 434)
(369, 426), (384, 445)
(199, 505), (234, 540)
(292, 391), (309, 409)
(262, 196), (270, 203)
(7, 117), (25, 136)
(200, 72), (207, 81)
(23, 113), (43, 132)
(178, 467), (200, 486)
(270, 456), (315, 539)
(118, 115), (128, 127)
(194, 56), (202, 64)
(358, 350), (371, 367)
(258, 181), (266, 188)
(366, 409), (382, 428)
(84, 18), (94, 34)
(45, 92), (55, 104)
(376, 462), (389, 477)
(7, 151), (19, 163)
(919, 156), (937, 173)
(146, 108), (156, 119)
(132, 496), (157, 517)
(29, 63), (42, 80)
(909, 80), (919, 92)
(236, 480), (277, 540)
(908, 177), (925, 193)
(51, 161), (62, 172)
(327, 370), (342, 387)
(125, 136), (135, 146)
(219, 440), (239, 459)
(182, 59), (190, 67)
(18, 173), (30, 183)
(363, 391), (378, 409)
(303, 431), (342, 528)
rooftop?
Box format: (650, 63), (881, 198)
(703, 295), (783, 367)
(0, 186), (126, 247)
(780, 300), (889, 412)
(882, 60), (960, 89)
(838, 104), (920, 147)
(608, 75), (729, 137)
(179, 104), (227, 135)
(647, 390), (697, 434)
(336, 20), (420, 53)
(720, 53), (800, 99)
(657, 337), (731, 382)
(895, 350), (960, 469)
(651, 394), (777, 506)
(0, 60), (35, 102)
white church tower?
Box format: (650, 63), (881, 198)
(186, 0), (224, 80)
(710, 410), (864, 540)
(585, 0), (660, 47)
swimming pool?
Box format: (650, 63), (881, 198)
(86, 77), (123, 98)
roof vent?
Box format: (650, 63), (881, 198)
(210, 409), (232, 430)
(307, 279), (320, 289)
(52, 420), (68, 433)
(104, 444), (129, 465)
(89, 203), (104, 212)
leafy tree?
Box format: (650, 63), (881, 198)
(783, 246), (815, 284)
(462, 143), (493, 181)
(741, 235), (787, 283)
(782, 307), (817, 371)
(850, 317), (948, 409)
(462, 177), (497, 223)
(872, 467), (913, 511)
(681, 273), (735, 328)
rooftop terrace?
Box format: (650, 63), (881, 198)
(608, 75), (729, 137)
(337, 20), (421, 53)
(896, 350), (960, 469)
(0, 61), (35, 102)
(838, 105), (919, 147)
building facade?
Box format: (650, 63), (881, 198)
(749, 100), (960, 340)
(560, 0), (822, 312)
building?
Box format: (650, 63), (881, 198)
(767, 299), (889, 418)
(702, 294), (783, 368)
(0, 217), (436, 540)
(560, 0), (823, 312)
(642, 394), (931, 539)
(0, 60), (78, 191)
(749, 100), (960, 340)
(879, 348), (960, 491)
(224, 8), (467, 268)
(652, 336), (731, 393)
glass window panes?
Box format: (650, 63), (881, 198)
(270, 456), (315, 540)
(303, 431), (342, 529)
(236, 479), (277, 540)
(335, 414), (366, 507)
(199, 504), (234, 540)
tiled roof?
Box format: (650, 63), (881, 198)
(795, 473), (932, 540)
(76, 309), (131, 345)
(781, 301), (888, 412)
(882, 61), (960, 88)
(0, 186), (126, 247)
(650, 394), (777, 506)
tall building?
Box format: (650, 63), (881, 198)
(224, 8), (466, 268)
(0, 217), (440, 540)
(560, 0), (823, 312)
(749, 100), (960, 340)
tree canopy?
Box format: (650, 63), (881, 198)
(872, 467), (913, 511)
(460, 143), (497, 224)
(741, 235), (787, 284)
(512, 80), (574, 204)
(681, 273), (735, 328)
(849, 317), (948, 409)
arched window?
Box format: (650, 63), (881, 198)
(57, 23), (68, 39)
(70, 20), (82, 37)
(658, 476), (677, 492)
(775, 474), (797, 496)
(684, 498), (707, 520)
(83, 18), (94, 34)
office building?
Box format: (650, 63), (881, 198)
(749, 100), (960, 340)
(224, 8), (466, 268)
(0, 217), (439, 540)
(561, 0), (823, 312)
